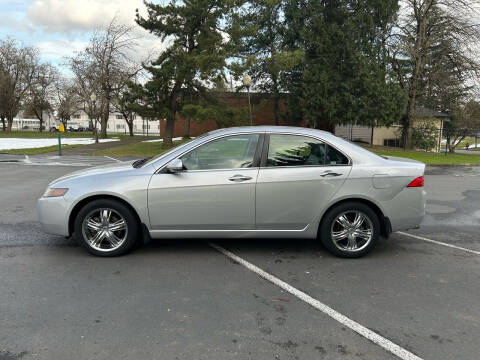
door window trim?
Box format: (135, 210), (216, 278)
(156, 132), (266, 174)
(260, 132), (352, 168)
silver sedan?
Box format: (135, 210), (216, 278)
(38, 126), (426, 258)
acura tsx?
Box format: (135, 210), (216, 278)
(38, 126), (426, 258)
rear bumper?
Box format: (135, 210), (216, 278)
(381, 188), (426, 232)
(37, 196), (70, 236)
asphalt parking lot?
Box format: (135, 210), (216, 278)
(0, 160), (479, 360)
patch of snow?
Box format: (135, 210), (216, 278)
(0, 138), (119, 151)
(143, 137), (188, 143)
(465, 143), (480, 149)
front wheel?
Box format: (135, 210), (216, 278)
(319, 202), (380, 258)
(74, 199), (139, 257)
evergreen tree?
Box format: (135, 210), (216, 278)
(136, 0), (234, 145)
(282, 0), (404, 130)
(230, 0), (303, 125)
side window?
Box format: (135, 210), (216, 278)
(326, 145), (349, 165)
(267, 135), (326, 167)
(180, 134), (260, 170)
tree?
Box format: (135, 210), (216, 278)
(113, 82), (141, 137)
(181, 101), (249, 130)
(390, 0), (480, 149)
(412, 118), (438, 151)
(68, 52), (101, 132)
(25, 64), (57, 132)
(282, 0), (404, 130)
(84, 17), (139, 138)
(135, 0), (234, 146)
(444, 100), (480, 153)
(53, 79), (80, 129)
(0, 38), (38, 132)
(230, 0), (302, 125)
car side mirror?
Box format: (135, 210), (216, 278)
(166, 158), (184, 173)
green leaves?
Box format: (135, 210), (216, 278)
(136, 0), (237, 142)
(180, 103), (249, 128)
(283, 0), (404, 129)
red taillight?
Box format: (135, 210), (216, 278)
(407, 176), (424, 187)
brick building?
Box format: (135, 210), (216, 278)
(159, 92), (309, 137)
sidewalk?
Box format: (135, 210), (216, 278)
(454, 149), (480, 155)
(43, 136), (148, 156)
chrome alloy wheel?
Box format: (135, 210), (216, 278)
(81, 208), (128, 252)
(330, 211), (373, 252)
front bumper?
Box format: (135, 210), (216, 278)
(37, 196), (70, 236)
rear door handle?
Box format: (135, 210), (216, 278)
(228, 174), (252, 182)
(320, 171), (342, 177)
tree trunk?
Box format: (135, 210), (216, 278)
(127, 119), (134, 136)
(163, 115), (175, 147)
(1, 116), (5, 131)
(403, 95), (416, 150)
(7, 116), (13, 132)
(39, 115), (44, 132)
(101, 102), (109, 139)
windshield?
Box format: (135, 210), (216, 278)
(138, 137), (199, 168)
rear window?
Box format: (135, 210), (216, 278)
(266, 134), (349, 167)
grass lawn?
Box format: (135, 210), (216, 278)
(0, 144), (81, 155)
(365, 146), (480, 165)
(0, 130), (138, 141)
(92, 139), (191, 157)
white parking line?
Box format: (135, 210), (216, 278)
(397, 231), (480, 255)
(104, 155), (122, 162)
(208, 242), (423, 360)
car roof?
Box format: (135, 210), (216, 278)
(206, 126), (333, 137)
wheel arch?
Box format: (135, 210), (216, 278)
(68, 194), (143, 237)
(319, 197), (391, 238)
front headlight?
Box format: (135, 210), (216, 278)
(43, 188), (69, 198)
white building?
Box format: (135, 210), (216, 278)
(12, 109), (161, 135)
(69, 110), (161, 135)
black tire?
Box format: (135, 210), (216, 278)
(74, 199), (139, 257)
(319, 201), (380, 258)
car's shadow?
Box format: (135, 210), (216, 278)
(139, 236), (397, 258)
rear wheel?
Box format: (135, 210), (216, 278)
(74, 199), (139, 257)
(320, 202), (380, 258)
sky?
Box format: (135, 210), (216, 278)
(0, 0), (162, 70)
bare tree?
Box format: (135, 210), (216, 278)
(84, 17), (139, 138)
(53, 79), (80, 129)
(0, 38), (38, 132)
(25, 63), (58, 131)
(390, 0), (480, 149)
(68, 52), (101, 130)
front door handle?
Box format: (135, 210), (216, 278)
(228, 174), (252, 182)
(320, 171), (343, 177)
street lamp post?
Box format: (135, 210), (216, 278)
(243, 74), (253, 126)
(90, 94), (99, 144)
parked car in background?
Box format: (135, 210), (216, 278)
(38, 126), (426, 258)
